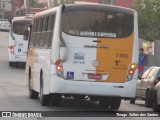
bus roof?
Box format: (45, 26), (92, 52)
(63, 4), (135, 15)
(33, 4), (136, 19)
(12, 16), (32, 23)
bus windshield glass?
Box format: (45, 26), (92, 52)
(12, 21), (30, 35)
(62, 10), (133, 38)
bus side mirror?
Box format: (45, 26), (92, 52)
(24, 30), (29, 41)
(60, 47), (67, 62)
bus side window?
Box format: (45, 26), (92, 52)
(34, 18), (41, 47)
(38, 17), (45, 48)
(44, 14), (55, 48)
(30, 19), (37, 47)
(43, 16), (50, 48)
(49, 14), (55, 48)
(33, 19), (39, 47)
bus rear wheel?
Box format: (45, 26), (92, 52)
(40, 76), (50, 106)
(99, 97), (110, 109)
(9, 62), (14, 67)
(110, 98), (121, 110)
(99, 97), (121, 110)
(50, 94), (62, 106)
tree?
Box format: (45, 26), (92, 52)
(133, 0), (160, 41)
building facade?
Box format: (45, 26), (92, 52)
(0, 0), (135, 20)
(0, 0), (12, 19)
(14, 0), (46, 17)
(50, 0), (135, 8)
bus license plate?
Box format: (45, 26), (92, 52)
(88, 73), (102, 79)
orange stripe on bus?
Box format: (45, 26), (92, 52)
(96, 33), (134, 83)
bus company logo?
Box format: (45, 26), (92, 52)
(74, 52), (85, 60)
(92, 60), (99, 67)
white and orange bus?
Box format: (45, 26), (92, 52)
(25, 4), (139, 109)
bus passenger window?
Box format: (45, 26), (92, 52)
(38, 17), (45, 47)
(44, 14), (55, 48)
(34, 19), (40, 47)
(62, 11), (133, 38)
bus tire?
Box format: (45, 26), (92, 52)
(152, 91), (160, 112)
(9, 62), (14, 67)
(145, 90), (153, 107)
(99, 97), (109, 109)
(29, 85), (39, 99)
(28, 72), (38, 99)
(110, 98), (121, 110)
(40, 76), (50, 106)
(50, 94), (62, 106)
(130, 98), (136, 104)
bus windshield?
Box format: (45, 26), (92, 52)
(62, 10), (133, 38)
(12, 21), (30, 35)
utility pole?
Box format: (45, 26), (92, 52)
(26, 0), (30, 14)
(48, 0), (51, 8)
(12, 0), (17, 17)
(2, 0), (5, 19)
(0, 0), (1, 18)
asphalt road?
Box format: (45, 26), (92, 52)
(0, 31), (159, 120)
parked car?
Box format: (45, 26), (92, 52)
(152, 76), (160, 111)
(0, 19), (10, 31)
(130, 66), (160, 107)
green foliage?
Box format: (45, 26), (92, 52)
(29, 0), (44, 8)
(133, 0), (160, 41)
(55, 0), (75, 6)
